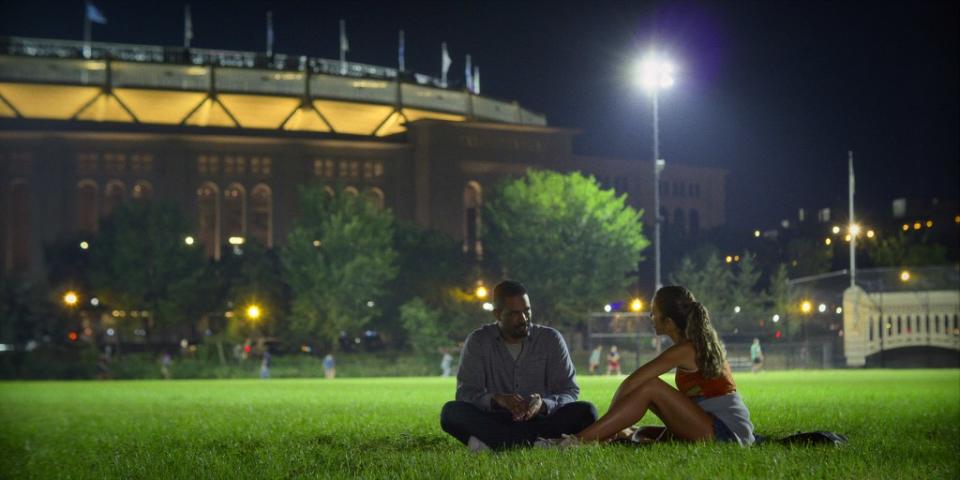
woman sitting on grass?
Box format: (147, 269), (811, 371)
(569, 286), (755, 446)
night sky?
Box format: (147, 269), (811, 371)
(2, 1), (957, 230)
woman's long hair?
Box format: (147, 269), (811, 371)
(654, 286), (727, 378)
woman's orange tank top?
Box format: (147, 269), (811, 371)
(675, 364), (737, 398)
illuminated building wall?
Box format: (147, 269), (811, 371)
(0, 37), (726, 276)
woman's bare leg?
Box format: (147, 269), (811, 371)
(576, 378), (715, 442)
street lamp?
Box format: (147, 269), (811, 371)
(245, 304), (262, 322)
(635, 51), (675, 291)
(63, 291), (79, 307)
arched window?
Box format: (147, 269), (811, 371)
(6, 180), (30, 273)
(131, 181), (153, 202)
(223, 183), (245, 244)
(363, 187), (385, 210)
(464, 181), (482, 256)
(197, 183), (219, 259)
(249, 184), (272, 247)
(689, 209), (700, 236)
(343, 186), (359, 197)
(673, 208), (686, 235)
(103, 180), (125, 216)
(77, 180), (98, 233)
(323, 186), (335, 199)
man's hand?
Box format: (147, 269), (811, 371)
(514, 394), (544, 422)
(492, 393), (527, 418)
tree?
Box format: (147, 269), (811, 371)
(216, 242), (289, 339)
(378, 221), (474, 345)
(728, 252), (765, 330)
(670, 252), (733, 328)
(483, 170), (649, 329)
(786, 238), (834, 278)
(281, 184), (397, 349)
(87, 201), (211, 340)
(400, 292), (483, 356)
(868, 232), (948, 267)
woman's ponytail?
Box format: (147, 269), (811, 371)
(684, 301), (727, 378)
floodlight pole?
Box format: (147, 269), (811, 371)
(652, 89), (663, 291)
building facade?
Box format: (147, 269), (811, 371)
(0, 37), (725, 277)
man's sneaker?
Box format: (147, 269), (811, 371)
(534, 434), (581, 448)
(467, 436), (491, 453)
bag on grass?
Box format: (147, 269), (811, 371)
(776, 431), (848, 446)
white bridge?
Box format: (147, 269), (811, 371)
(843, 285), (960, 367)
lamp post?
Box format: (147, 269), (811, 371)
(637, 52), (675, 291)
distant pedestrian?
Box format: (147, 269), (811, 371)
(161, 352), (172, 379)
(589, 345), (603, 375)
(441, 350), (453, 377)
(323, 354), (336, 379)
(750, 338), (764, 373)
(260, 349), (271, 379)
(607, 345), (621, 376)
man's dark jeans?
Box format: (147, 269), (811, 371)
(440, 400), (598, 450)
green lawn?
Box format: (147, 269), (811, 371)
(1, 370), (958, 479)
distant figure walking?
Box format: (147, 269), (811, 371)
(260, 349), (271, 379)
(750, 338), (764, 373)
(607, 345), (621, 376)
(589, 345), (603, 375)
(323, 354), (336, 379)
(441, 350), (453, 377)
(161, 352), (172, 379)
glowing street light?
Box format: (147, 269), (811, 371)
(63, 291), (79, 307)
(800, 300), (813, 314)
(245, 304), (262, 321)
(866, 229), (875, 239)
(753, 230), (761, 238)
(831, 226), (841, 234)
(604, 304), (613, 313)
(79, 241), (90, 250)
(818, 303), (827, 313)
(475, 285), (488, 299)
(772, 314), (781, 323)
(849, 224), (861, 237)
(900, 270), (911, 282)
(734, 305), (741, 314)
(634, 50), (677, 292)
(825, 238), (832, 246)
(184, 236), (195, 246)
(630, 298), (644, 312)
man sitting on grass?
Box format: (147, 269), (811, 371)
(440, 280), (597, 451)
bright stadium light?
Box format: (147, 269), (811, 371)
(633, 50), (678, 292)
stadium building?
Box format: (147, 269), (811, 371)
(0, 36), (726, 277)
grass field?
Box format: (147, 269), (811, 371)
(2, 370), (958, 479)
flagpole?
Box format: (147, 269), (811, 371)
(83, 9), (91, 59)
(266, 10), (274, 57)
(441, 42), (449, 88)
(184, 4), (192, 49)
(398, 29), (405, 72)
(339, 19), (347, 75)
(849, 150), (856, 288)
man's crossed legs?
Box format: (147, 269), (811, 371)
(440, 400), (597, 450)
